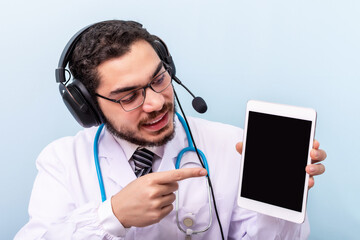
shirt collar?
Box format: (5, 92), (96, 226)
(113, 134), (165, 161)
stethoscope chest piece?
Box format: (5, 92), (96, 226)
(183, 215), (195, 227)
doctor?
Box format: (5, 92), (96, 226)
(16, 20), (326, 239)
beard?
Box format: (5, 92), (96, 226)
(105, 102), (176, 147)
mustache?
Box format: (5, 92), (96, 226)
(139, 102), (174, 125)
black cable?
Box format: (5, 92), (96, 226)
(174, 90), (225, 240)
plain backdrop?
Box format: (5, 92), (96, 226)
(1, 0), (359, 239)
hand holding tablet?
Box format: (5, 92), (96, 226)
(237, 100), (317, 223)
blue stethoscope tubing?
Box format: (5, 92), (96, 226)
(94, 123), (106, 202)
(175, 112), (209, 174)
(93, 112), (210, 203)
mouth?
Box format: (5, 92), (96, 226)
(141, 111), (170, 132)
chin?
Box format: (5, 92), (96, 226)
(106, 102), (176, 147)
(142, 122), (175, 146)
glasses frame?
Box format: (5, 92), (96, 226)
(96, 62), (172, 112)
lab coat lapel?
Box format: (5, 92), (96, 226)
(97, 127), (136, 190)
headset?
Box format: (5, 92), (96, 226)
(55, 20), (206, 128)
(55, 20), (224, 239)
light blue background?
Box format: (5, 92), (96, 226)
(1, 0), (359, 239)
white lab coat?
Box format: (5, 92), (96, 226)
(15, 116), (309, 240)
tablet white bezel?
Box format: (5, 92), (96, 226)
(237, 100), (317, 223)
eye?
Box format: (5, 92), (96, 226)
(120, 90), (140, 104)
(151, 72), (166, 86)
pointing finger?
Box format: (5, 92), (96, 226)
(155, 168), (207, 184)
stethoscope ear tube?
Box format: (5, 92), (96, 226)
(175, 112), (210, 175)
(176, 146), (210, 175)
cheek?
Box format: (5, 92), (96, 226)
(165, 86), (175, 101)
(98, 101), (129, 125)
(98, 101), (117, 119)
(119, 112), (141, 127)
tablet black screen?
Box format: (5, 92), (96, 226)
(241, 111), (312, 212)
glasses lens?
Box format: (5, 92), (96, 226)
(118, 66), (171, 112)
(120, 89), (145, 111)
(150, 70), (171, 93)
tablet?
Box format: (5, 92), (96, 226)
(237, 100), (316, 223)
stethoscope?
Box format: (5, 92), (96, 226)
(93, 112), (212, 236)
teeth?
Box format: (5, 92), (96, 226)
(146, 114), (164, 125)
(149, 118), (161, 124)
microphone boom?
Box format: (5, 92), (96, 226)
(173, 76), (208, 113)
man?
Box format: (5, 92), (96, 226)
(16, 20), (326, 239)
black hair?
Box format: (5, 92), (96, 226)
(69, 20), (156, 102)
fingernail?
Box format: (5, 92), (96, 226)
(200, 169), (207, 175)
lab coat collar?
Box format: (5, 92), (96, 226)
(113, 135), (165, 161)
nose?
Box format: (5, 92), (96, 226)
(141, 88), (165, 113)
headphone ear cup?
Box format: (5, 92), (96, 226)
(152, 37), (176, 77)
(59, 79), (103, 128)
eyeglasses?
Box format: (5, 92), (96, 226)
(96, 63), (172, 112)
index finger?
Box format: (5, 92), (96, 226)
(155, 168), (207, 184)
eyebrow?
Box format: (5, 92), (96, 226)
(108, 61), (163, 97)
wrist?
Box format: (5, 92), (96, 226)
(111, 195), (131, 228)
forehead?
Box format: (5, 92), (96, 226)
(97, 40), (161, 90)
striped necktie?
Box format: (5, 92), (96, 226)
(132, 148), (155, 177)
